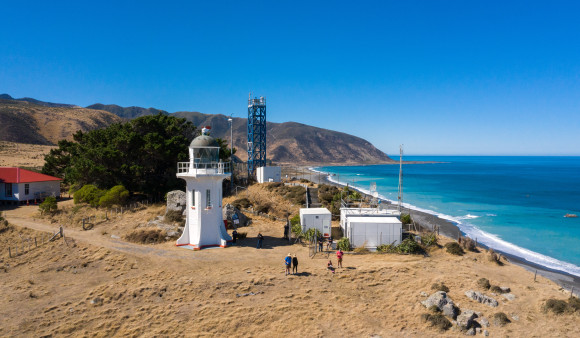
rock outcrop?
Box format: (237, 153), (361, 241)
(165, 190), (186, 222)
(465, 290), (498, 307)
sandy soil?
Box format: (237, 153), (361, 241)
(1, 195), (579, 337)
(0, 141), (55, 169)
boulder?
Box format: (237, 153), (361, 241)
(483, 330), (489, 336)
(456, 310), (477, 330)
(165, 190), (186, 222)
(465, 290), (498, 307)
(465, 327), (476, 336)
(421, 291), (454, 311)
(500, 286), (511, 293)
(503, 293), (516, 301)
(479, 317), (490, 327)
(442, 303), (458, 319)
(223, 204), (249, 227)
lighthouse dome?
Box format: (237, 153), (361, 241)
(190, 135), (219, 148)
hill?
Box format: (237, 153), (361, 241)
(173, 111), (393, 164)
(0, 93), (78, 108)
(0, 99), (122, 145)
(86, 103), (169, 119)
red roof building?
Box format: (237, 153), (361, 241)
(0, 167), (62, 203)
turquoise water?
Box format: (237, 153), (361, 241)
(317, 156), (580, 277)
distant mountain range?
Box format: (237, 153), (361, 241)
(0, 94), (393, 164)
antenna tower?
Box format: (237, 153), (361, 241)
(247, 93), (267, 177)
(397, 145), (403, 212)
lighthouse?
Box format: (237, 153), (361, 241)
(176, 127), (232, 250)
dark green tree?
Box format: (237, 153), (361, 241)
(42, 114), (195, 196)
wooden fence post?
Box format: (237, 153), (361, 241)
(534, 270), (537, 282)
(8, 247), (11, 258)
(35, 237), (37, 247)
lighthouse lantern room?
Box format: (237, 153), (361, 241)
(176, 127), (232, 250)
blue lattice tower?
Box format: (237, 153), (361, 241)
(247, 94), (267, 178)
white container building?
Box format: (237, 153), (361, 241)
(340, 207), (400, 233)
(257, 166), (281, 183)
(300, 207), (332, 238)
(346, 216), (402, 249)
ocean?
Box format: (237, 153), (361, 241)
(316, 156), (580, 277)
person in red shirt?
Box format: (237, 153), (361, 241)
(336, 249), (343, 268)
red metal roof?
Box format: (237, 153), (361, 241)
(0, 167), (62, 183)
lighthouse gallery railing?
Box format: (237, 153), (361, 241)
(177, 162), (231, 174)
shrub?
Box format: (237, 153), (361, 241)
(422, 233), (438, 247)
(74, 184), (106, 207)
(0, 213), (11, 233)
(444, 242), (464, 256)
(377, 243), (398, 253)
(39, 196), (58, 214)
(303, 228), (321, 241)
(459, 236), (477, 251)
(488, 248), (502, 264)
(428, 305), (442, 313)
(569, 296), (580, 312)
(492, 312), (511, 326)
(354, 245), (369, 253)
(490, 285), (503, 294)
(400, 213), (412, 225)
(421, 313), (452, 331)
(477, 278), (491, 290)
(398, 238), (422, 254)
(125, 228), (167, 244)
(431, 282), (450, 293)
(99, 185), (129, 208)
(543, 297), (580, 314)
(232, 198), (251, 209)
(236, 232), (247, 240)
(337, 237), (351, 251)
(255, 202), (271, 214)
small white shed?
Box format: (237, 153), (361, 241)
(257, 166), (281, 183)
(346, 216), (402, 249)
(300, 207), (332, 237)
(340, 207), (401, 233)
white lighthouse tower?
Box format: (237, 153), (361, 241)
(176, 127), (232, 250)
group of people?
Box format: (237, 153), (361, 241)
(284, 253), (299, 275)
(318, 236), (333, 252)
(284, 248), (344, 276)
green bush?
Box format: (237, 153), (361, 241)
(39, 196), (58, 214)
(490, 285), (503, 294)
(445, 242), (465, 256)
(431, 282), (450, 293)
(290, 214), (302, 237)
(377, 243), (398, 253)
(492, 312), (511, 326)
(74, 184), (105, 207)
(543, 297), (580, 314)
(477, 278), (491, 290)
(303, 228), (321, 241)
(232, 198), (251, 209)
(421, 313), (452, 331)
(99, 185), (129, 208)
(422, 233), (438, 247)
(398, 238), (422, 254)
(400, 213), (412, 225)
(337, 237), (351, 251)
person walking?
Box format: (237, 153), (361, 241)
(336, 248), (343, 268)
(257, 232), (264, 249)
(284, 254), (292, 276)
(318, 236), (324, 252)
(292, 254), (298, 274)
(232, 229), (238, 245)
(283, 222), (289, 240)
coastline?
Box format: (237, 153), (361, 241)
(302, 166), (580, 292)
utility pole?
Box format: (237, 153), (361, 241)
(228, 115), (234, 192)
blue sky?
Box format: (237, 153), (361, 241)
(1, 1), (579, 156)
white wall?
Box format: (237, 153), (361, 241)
(347, 218), (402, 248)
(257, 166), (281, 183)
(0, 181), (60, 201)
(300, 209), (332, 237)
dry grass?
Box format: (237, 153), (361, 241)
(125, 228), (167, 244)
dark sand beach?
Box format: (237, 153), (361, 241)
(301, 166), (580, 292)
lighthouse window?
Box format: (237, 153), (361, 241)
(191, 189), (195, 207)
(206, 189), (212, 208)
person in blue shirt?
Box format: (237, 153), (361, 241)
(284, 254), (292, 275)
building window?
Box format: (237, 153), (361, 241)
(206, 189), (212, 208)
(25, 184), (29, 195)
(191, 189), (196, 208)
(5, 183), (12, 197)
